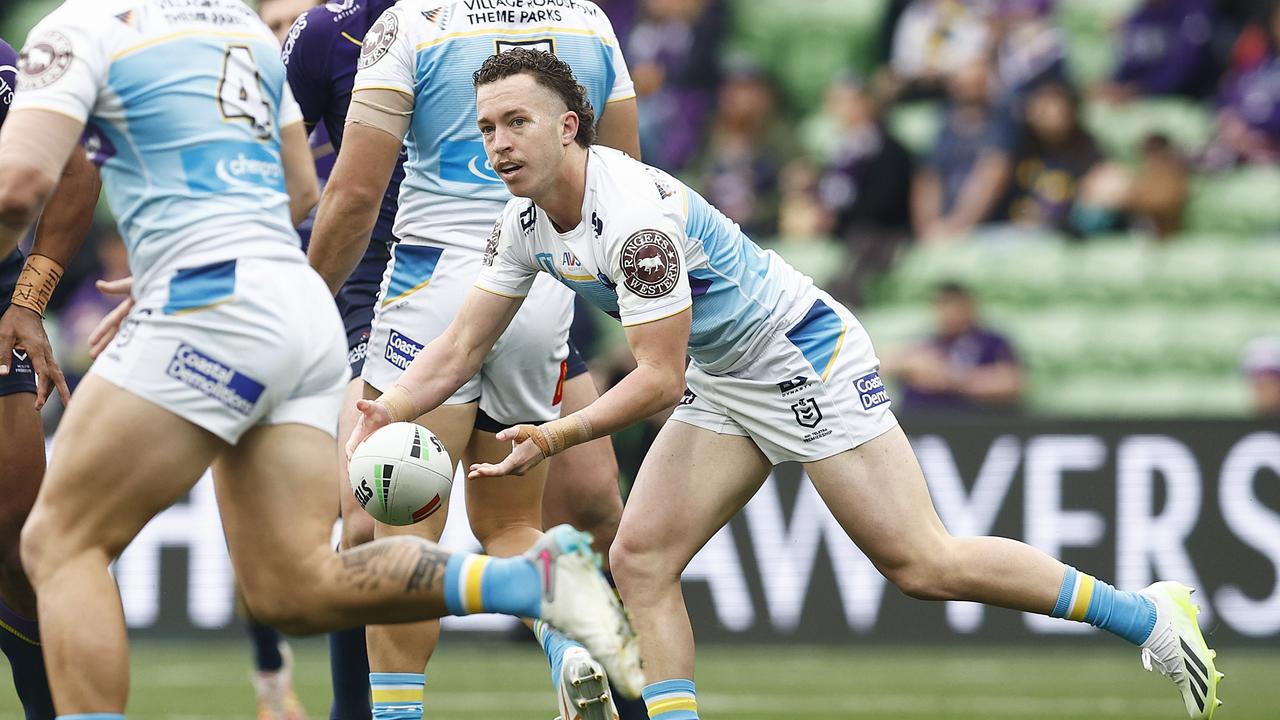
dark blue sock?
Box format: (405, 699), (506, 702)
(0, 600), (54, 720)
(328, 626), (371, 720)
(246, 620), (284, 672)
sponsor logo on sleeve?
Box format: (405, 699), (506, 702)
(384, 329), (423, 371)
(620, 229), (681, 298)
(166, 343), (265, 415)
(18, 31), (73, 90)
(358, 10), (399, 69)
(790, 397), (823, 429)
(281, 12), (307, 65)
(855, 371), (891, 410)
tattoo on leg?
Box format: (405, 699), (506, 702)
(337, 538), (450, 596)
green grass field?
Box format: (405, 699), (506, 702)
(3, 640), (1277, 719)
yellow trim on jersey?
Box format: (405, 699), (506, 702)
(474, 284), (528, 300)
(605, 94), (637, 104)
(341, 31), (364, 47)
(0, 619), (39, 647)
(559, 270), (597, 282)
(620, 302), (692, 328)
(352, 84), (416, 97)
(382, 279), (432, 307)
(170, 296), (236, 316)
(415, 26), (612, 52)
(112, 30), (264, 60)
(819, 322), (847, 381)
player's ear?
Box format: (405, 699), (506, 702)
(561, 110), (579, 147)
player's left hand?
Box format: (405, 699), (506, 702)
(88, 277), (135, 358)
(346, 398), (395, 460)
(0, 303), (70, 410)
(467, 424), (548, 479)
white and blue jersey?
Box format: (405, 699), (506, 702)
(352, 0), (634, 250)
(479, 147), (897, 463)
(478, 147), (820, 376)
(12, 0), (306, 293)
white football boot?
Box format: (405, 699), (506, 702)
(554, 646), (620, 720)
(1138, 582), (1223, 719)
(528, 524), (645, 699)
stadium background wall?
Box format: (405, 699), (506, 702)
(112, 420), (1279, 646)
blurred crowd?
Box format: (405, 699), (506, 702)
(7, 0), (1280, 439)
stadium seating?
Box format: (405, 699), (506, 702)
(860, 235), (1280, 416)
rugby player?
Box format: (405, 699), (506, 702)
(0, 37), (100, 720)
(0, 3), (638, 718)
(349, 49), (1224, 720)
(304, 1), (642, 717)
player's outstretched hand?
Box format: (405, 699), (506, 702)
(88, 277), (135, 359)
(346, 398), (394, 460)
(468, 424), (548, 479)
(0, 303), (70, 410)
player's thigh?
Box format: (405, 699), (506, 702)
(212, 422), (341, 600)
(0, 391), (43, 551)
(613, 419), (771, 577)
(23, 375), (222, 567)
(464, 429), (548, 549)
(543, 372), (621, 532)
(804, 424), (950, 571)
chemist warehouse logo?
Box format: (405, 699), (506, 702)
(181, 143), (285, 194)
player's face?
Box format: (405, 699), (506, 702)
(477, 74), (574, 199)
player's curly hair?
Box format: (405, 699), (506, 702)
(473, 48), (597, 148)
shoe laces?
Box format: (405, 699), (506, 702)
(1140, 624), (1185, 684)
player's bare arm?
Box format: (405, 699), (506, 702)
(308, 89), (409, 294)
(0, 148), (101, 407)
(596, 96), (641, 159)
(280, 120), (320, 227)
(0, 110), (85, 255)
(469, 307), (691, 480)
(345, 285), (524, 458)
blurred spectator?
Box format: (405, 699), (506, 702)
(1075, 133), (1189, 238)
(990, 0), (1067, 111)
(911, 60), (1014, 241)
(596, 0), (641, 49)
(55, 230), (129, 391)
(811, 76), (914, 304)
(882, 281), (1024, 414)
(1242, 336), (1280, 416)
(1093, 0), (1218, 103)
(1005, 81), (1103, 231)
(693, 58), (790, 238)
(258, 0), (319, 42)
(1203, 1), (1280, 167)
(877, 0), (992, 102)
(627, 0), (726, 171)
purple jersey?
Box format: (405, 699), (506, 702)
(900, 327), (1020, 414)
(282, 0), (403, 241)
(0, 38), (23, 299)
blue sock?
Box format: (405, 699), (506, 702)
(369, 672), (423, 720)
(442, 554), (540, 618)
(533, 620), (583, 686)
(0, 599), (54, 720)
(328, 626), (371, 720)
(1050, 566), (1157, 645)
(246, 620), (284, 672)
(643, 679), (698, 720)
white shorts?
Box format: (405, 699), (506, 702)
(362, 240), (573, 428)
(670, 291), (898, 465)
(91, 256), (350, 444)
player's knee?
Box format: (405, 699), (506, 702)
(469, 512), (538, 552)
(18, 510), (57, 587)
(238, 568), (324, 635)
(879, 545), (958, 601)
(608, 530), (672, 592)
